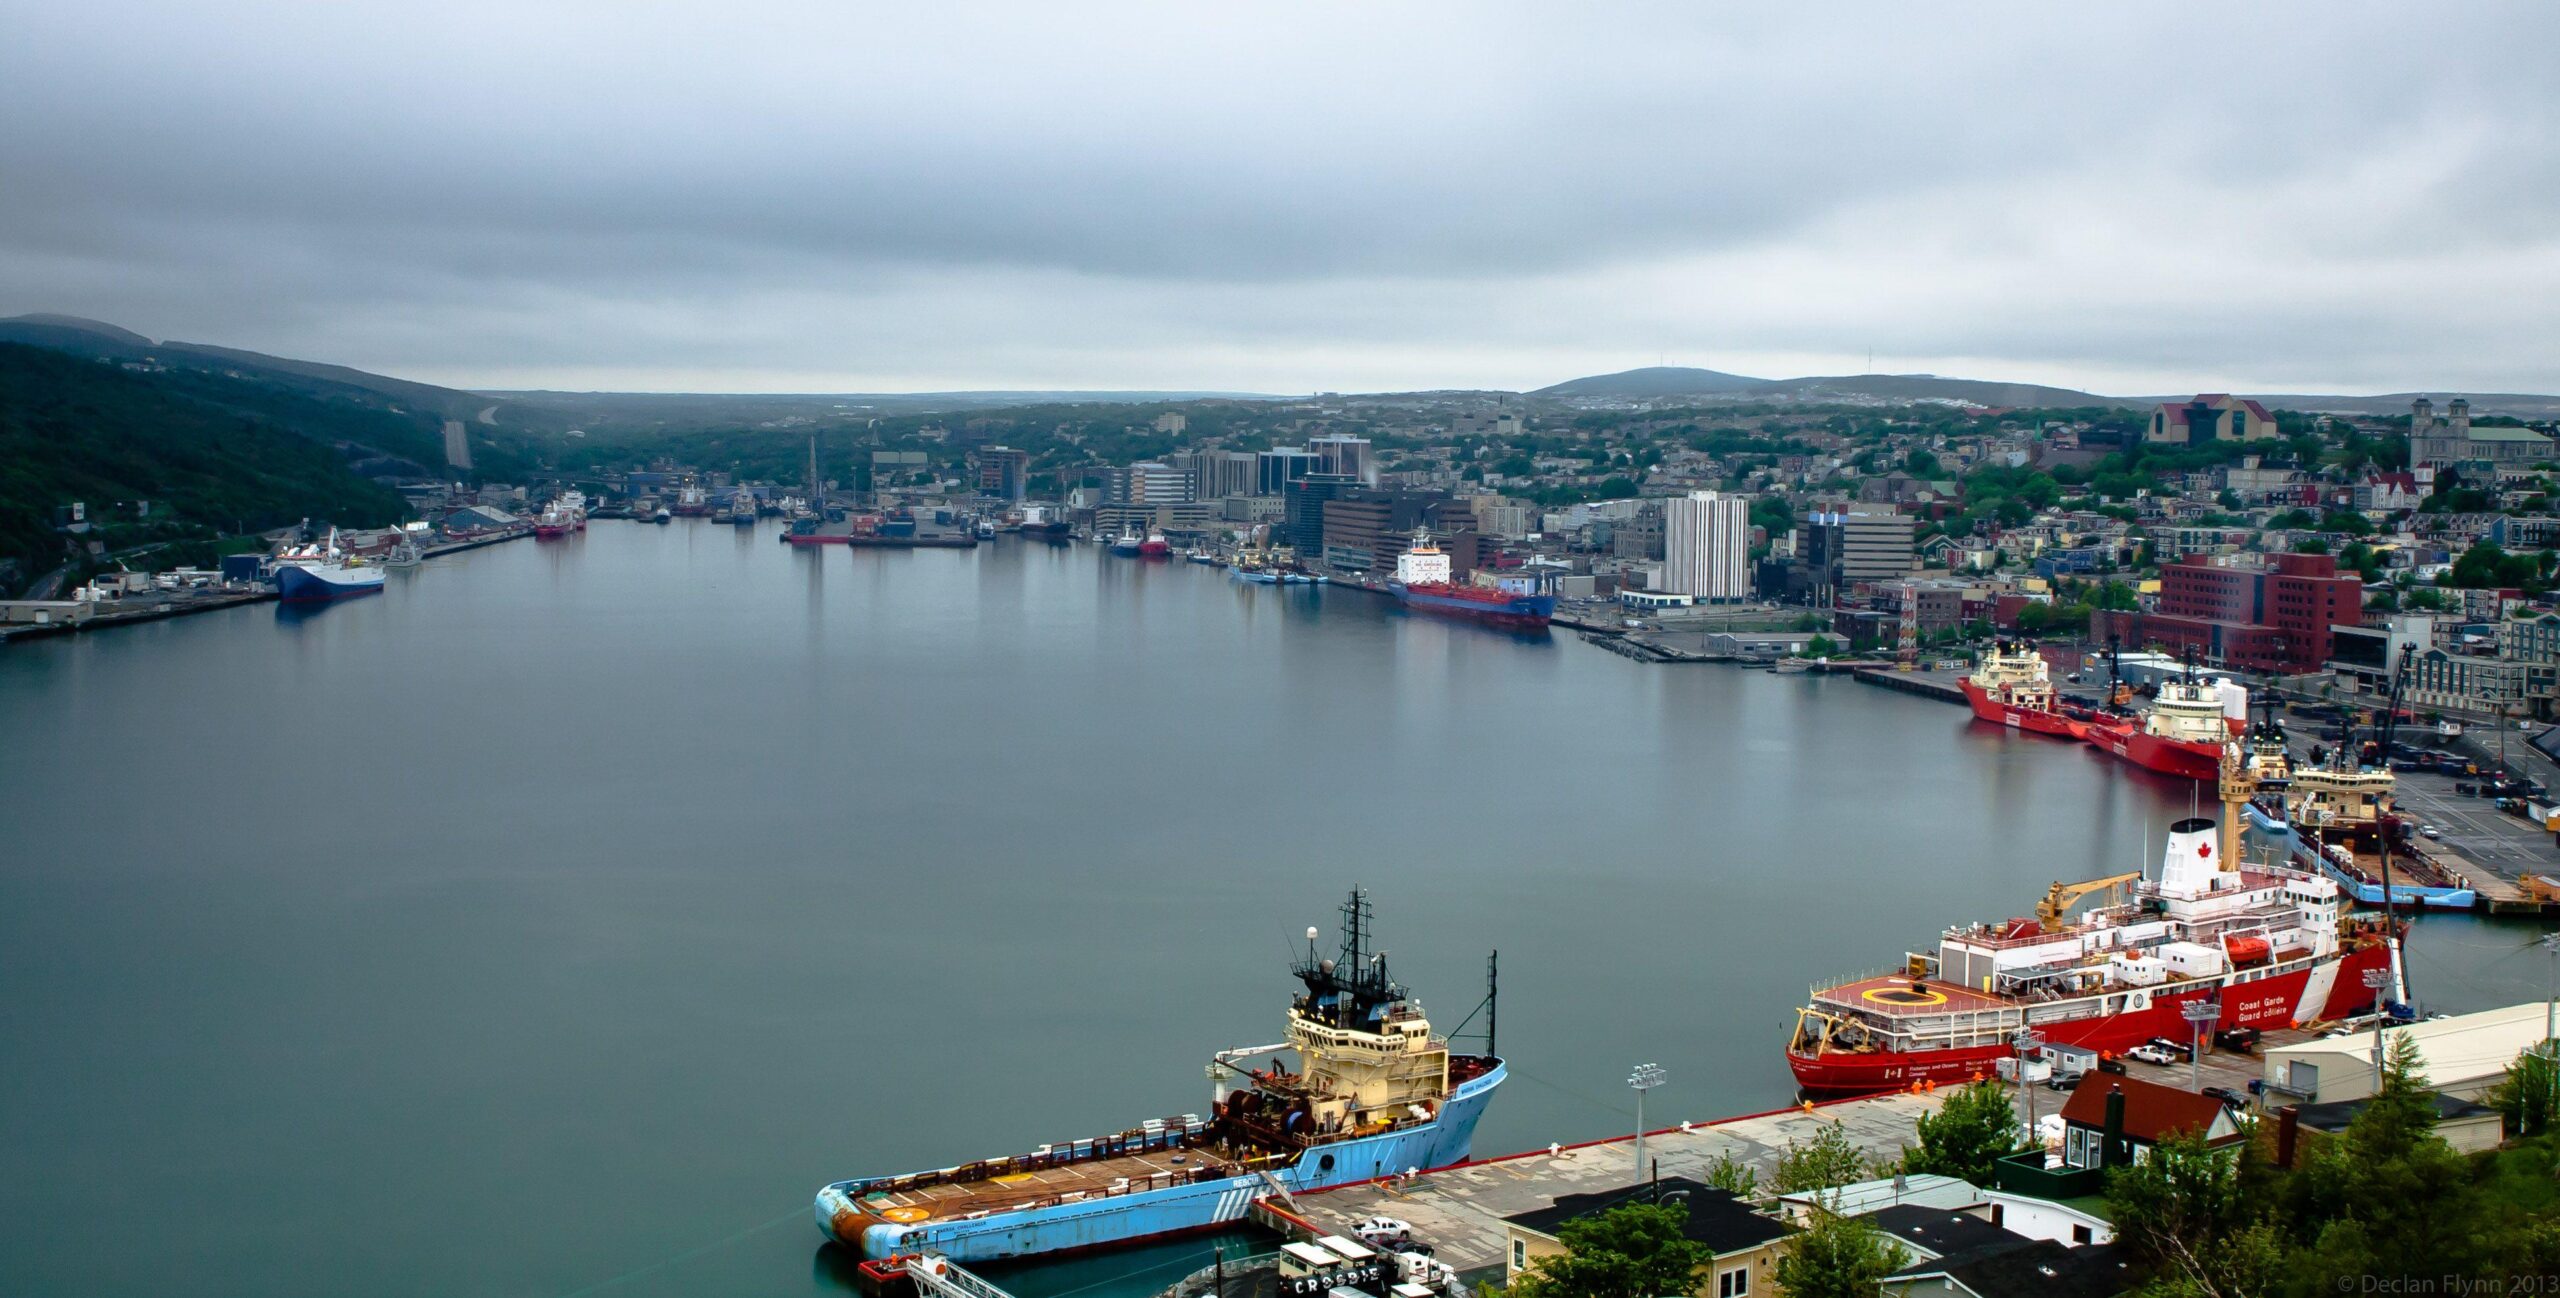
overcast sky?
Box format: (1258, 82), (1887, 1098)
(4, 3), (2555, 395)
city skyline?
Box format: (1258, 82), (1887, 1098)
(4, 4), (2557, 396)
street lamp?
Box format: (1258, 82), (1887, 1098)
(2182, 1000), (2220, 1093)
(1628, 1063), (1667, 1181)
(2363, 968), (2393, 1079)
(2013, 1029), (2043, 1136)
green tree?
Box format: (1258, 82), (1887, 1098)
(1703, 1149), (1759, 1199)
(1773, 1120), (1875, 1195)
(2290, 1032), (2496, 1283)
(1898, 1082), (2021, 1185)
(1505, 1201), (1714, 1298)
(2485, 1044), (2560, 1138)
(1904, 448), (1941, 477)
(1772, 1206), (1905, 1298)
(1805, 634), (1839, 659)
(2295, 536), (2331, 555)
(2104, 1129), (2282, 1297)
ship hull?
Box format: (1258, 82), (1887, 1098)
(2082, 720), (2223, 780)
(1787, 945), (2390, 1096)
(275, 564), (385, 602)
(1229, 566), (1281, 584)
(816, 1060), (1503, 1263)
(2243, 806), (2479, 910)
(534, 523), (572, 539)
(1390, 585), (1554, 628)
(1958, 679), (2084, 739)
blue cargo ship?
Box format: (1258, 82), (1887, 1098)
(814, 892), (1504, 1264)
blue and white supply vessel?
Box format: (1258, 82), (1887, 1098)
(2240, 729), (2476, 910)
(815, 891), (1505, 1263)
(273, 530), (386, 602)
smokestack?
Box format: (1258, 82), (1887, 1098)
(2102, 1086), (2127, 1169)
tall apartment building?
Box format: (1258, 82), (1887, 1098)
(1309, 434), (1377, 486)
(1102, 461), (1194, 506)
(2092, 552), (2362, 675)
(1662, 491), (1750, 601)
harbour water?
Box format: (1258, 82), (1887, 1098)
(1, 522), (2546, 1298)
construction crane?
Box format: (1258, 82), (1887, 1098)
(2036, 873), (2143, 932)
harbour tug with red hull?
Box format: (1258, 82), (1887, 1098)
(1959, 641), (2084, 740)
(1786, 745), (2399, 1097)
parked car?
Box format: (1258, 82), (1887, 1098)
(2146, 1036), (2195, 1061)
(2095, 1057), (2128, 1075)
(2421, 824), (2443, 840)
(2215, 1027), (2263, 1053)
(2044, 1074), (2081, 1092)
(2126, 1044), (2180, 1066)
(2202, 1085), (2245, 1109)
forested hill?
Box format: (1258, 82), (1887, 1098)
(0, 344), (416, 585)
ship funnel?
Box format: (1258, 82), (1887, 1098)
(2159, 816), (2223, 894)
(2219, 680), (2249, 724)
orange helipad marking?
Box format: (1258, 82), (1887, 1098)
(881, 1207), (933, 1223)
(1862, 986), (1948, 1007)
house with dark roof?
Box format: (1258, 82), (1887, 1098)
(2146, 394), (2277, 445)
(2277, 1092), (2506, 1165)
(1884, 1238), (2135, 1298)
(2056, 1075), (2241, 1170)
(1501, 1177), (1793, 1298)
(1867, 1205), (2025, 1263)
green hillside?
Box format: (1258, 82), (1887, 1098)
(0, 344), (416, 586)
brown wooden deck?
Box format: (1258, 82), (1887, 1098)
(854, 1144), (1269, 1219)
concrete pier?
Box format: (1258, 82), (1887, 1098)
(1256, 1090), (1950, 1274)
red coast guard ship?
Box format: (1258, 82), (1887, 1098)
(1785, 746), (2397, 1095)
(2079, 665), (2247, 782)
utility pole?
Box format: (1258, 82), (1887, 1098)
(1628, 1063), (1667, 1180)
(2363, 967), (2393, 1083)
(2542, 933), (2559, 1131)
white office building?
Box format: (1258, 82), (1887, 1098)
(1663, 491), (1751, 601)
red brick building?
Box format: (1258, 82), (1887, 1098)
(2093, 553), (2361, 675)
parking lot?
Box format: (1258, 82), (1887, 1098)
(2389, 768), (2555, 874)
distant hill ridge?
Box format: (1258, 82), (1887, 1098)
(1539, 363), (2560, 416)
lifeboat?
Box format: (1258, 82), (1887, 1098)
(2221, 933), (2271, 966)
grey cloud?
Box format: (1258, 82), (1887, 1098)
(2, 2), (2556, 392)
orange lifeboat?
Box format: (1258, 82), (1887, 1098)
(2221, 933), (2271, 967)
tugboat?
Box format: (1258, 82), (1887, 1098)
(1958, 641), (2083, 739)
(2079, 659), (2245, 781)
(814, 892), (1504, 1264)
(1108, 528), (1144, 557)
(1139, 531), (1173, 558)
(1786, 756), (2398, 1095)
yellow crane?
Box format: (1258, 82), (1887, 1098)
(2036, 872), (2143, 931)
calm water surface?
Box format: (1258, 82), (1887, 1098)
(1, 523), (2545, 1298)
